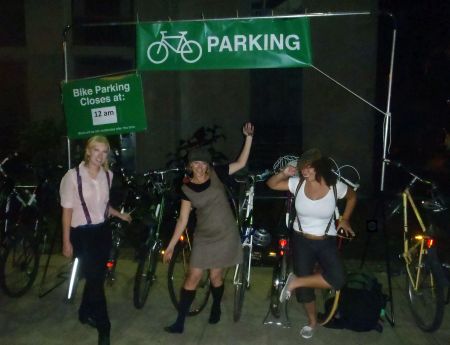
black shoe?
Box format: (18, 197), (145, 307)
(164, 324), (183, 334)
(208, 307), (221, 324)
(79, 315), (97, 329)
(98, 330), (110, 345)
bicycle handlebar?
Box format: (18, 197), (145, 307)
(234, 169), (272, 184)
(144, 167), (182, 177)
(331, 169), (360, 191)
(384, 159), (434, 186)
(0, 152), (19, 177)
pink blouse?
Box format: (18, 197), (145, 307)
(59, 162), (112, 228)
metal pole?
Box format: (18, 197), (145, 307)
(63, 25), (71, 169)
(380, 17), (397, 191)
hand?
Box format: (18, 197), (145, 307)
(119, 212), (132, 223)
(242, 122), (254, 137)
(163, 246), (174, 264)
(62, 241), (73, 258)
(282, 165), (297, 177)
(336, 219), (355, 238)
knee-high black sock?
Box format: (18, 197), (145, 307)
(209, 284), (224, 324)
(165, 288), (196, 333)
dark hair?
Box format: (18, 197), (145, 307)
(310, 157), (337, 186)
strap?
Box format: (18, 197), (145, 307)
(324, 184), (338, 235)
(290, 177), (303, 231)
(75, 166), (112, 224)
(104, 169), (111, 219)
(75, 166), (92, 225)
(294, 182), (338, 236)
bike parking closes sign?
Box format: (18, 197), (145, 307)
(136, 17), (312, 71)
(62, 73), (147, 139)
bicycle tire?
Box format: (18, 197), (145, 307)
(406, 246), (445, 332)
(0, 235), (39, 297)
(233, 246), (250, 322)
(317, 289), (341, 326)
(133, 246), (158, 309)
(167, 243), (210, 316)
(147, 42), (169, 64)
(270, 253), (288, 318)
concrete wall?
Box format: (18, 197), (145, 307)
(135, 0), (251, 171)
(301, 0), (378, 193)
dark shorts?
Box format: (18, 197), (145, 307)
(291, 231), (346, 303)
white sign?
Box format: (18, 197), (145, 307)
(91, 106), (118, 126)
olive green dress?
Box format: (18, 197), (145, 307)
(182, 169), (243, 269)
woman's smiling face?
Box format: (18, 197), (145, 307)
(190, 160), (209, 177)
(86, 142), (109, 168)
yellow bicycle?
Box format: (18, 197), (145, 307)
(386, 159), (449, 332)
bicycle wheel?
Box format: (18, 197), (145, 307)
(0, 235), (39, 297)
(233, 246), (250, 322)
(133, 245), (158, 309)
(270, 253), (288, 318)
(406, 246), (445, 332)
(168, 243), (210, 316)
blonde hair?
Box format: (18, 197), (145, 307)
(84, 135), (110, 169)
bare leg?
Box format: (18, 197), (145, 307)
(287, 273), (331, 292)
(303, 301), (318, 328)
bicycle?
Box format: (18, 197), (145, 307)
(147, 31), (202, 64)
(385, 159), (449, 332)
(133, 167), (181, 309)
(105, 166), (140, 286)
(264, 154), (360, 327)
(167, 227), (211, 316)
(0, 154), (54, 297)
(232, 169), (272, 322)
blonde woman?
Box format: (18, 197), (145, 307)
(60, 135), (131, 345)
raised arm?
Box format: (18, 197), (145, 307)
(266, 165), (296, 191)
(229, 122), (254, 175)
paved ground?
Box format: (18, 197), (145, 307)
(0, 253), (448, 345)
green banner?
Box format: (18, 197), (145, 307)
(137, 17), (312, 71)
(62, 73), (147, 139)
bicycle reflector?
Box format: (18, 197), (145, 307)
(414, 235), (435, 249)
(279, 239), (288, 249)
(106, 261), (115, 269)
(278, 238), (288, 256)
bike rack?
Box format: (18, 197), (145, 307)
(263, 300), (291, 328)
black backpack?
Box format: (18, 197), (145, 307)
(324, 271), (387, 332)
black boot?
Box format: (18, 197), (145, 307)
(97, 326), (110, 345)
(208, 284), (224, 324)
(164, 288), (196, 334)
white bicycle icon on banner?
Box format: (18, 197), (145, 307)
(147, 31), (203, 64)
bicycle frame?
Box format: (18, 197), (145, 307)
(401, 187), (427, 288)
(158, 31), (189, 53)
(233, 176), (256, 288)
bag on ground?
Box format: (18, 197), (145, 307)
(324, 270), (386, 332)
